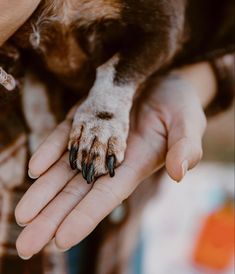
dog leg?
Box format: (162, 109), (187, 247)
(69, 55), (137, 183)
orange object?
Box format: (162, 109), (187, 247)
(193, 198), (235, 270)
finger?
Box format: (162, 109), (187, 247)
(28, 120), (71, 178)
(166, 137), (203, 182)
(54, 133), (166, 250)
(166, 107), (207, 182)
(16, 173), (92, 259)
(54, 166), (137, 251)
(15, 153), (77, 225)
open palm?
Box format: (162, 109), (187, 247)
(15, 72), (206, 259)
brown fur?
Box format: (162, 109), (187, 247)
(10, 0), (186, 84)
(42, 0), (122, 25)
(7, 0), (233, 86)
(0, 0), (234, 180)
(1, 0), (234, 85)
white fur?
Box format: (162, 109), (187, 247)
(29, 23), (41, 49)
(88, 55), (136, 117)
(70, 55), (137, 175)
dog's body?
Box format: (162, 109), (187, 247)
(0, 0), (234, 183)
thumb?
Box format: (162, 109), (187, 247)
(165, 106), (207, 182)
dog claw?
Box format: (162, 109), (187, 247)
(106, 155), (116, 177)
(86, 163), (95, 184)
(81, 161), (88, 180)
(69, 145), (78, 170)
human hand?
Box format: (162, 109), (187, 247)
(15, 69), (207, 259)
(0, 0), (41, 45)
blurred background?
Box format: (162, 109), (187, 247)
(141, 105), (234, 274)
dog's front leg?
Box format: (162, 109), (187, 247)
(69, 55), (137, 183)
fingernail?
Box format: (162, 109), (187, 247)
(54, 240), (70, 252)
(18, 253), (32, 260)
(28, 169), (39, 179)
(16, 221), (27, 228)
(175, 160), (189, 183)
(181, 160), (188, 178)
(56, 247), (70, 252)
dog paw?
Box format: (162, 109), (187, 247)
(68, 108), (128, 183)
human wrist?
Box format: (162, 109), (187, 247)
(170, 62), (217, 109)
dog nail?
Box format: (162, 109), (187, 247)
(86, 163), (95, 184)
(81, 161), (88, 180)
(106, 155), (116, 177)
(69, 145), (78, 170)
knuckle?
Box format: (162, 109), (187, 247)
(40, 211), (58, 229)
(59, 120), (71, 132)
(93, 183), (123, 206)
(57, 158), (71, 171)
(62, 187), (83, 201)
(62, 183), (88, 201)
(73, 207), (96, 229)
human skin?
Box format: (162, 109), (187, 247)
(0, 0), (41, 46)
(15, 61), (216, 259)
